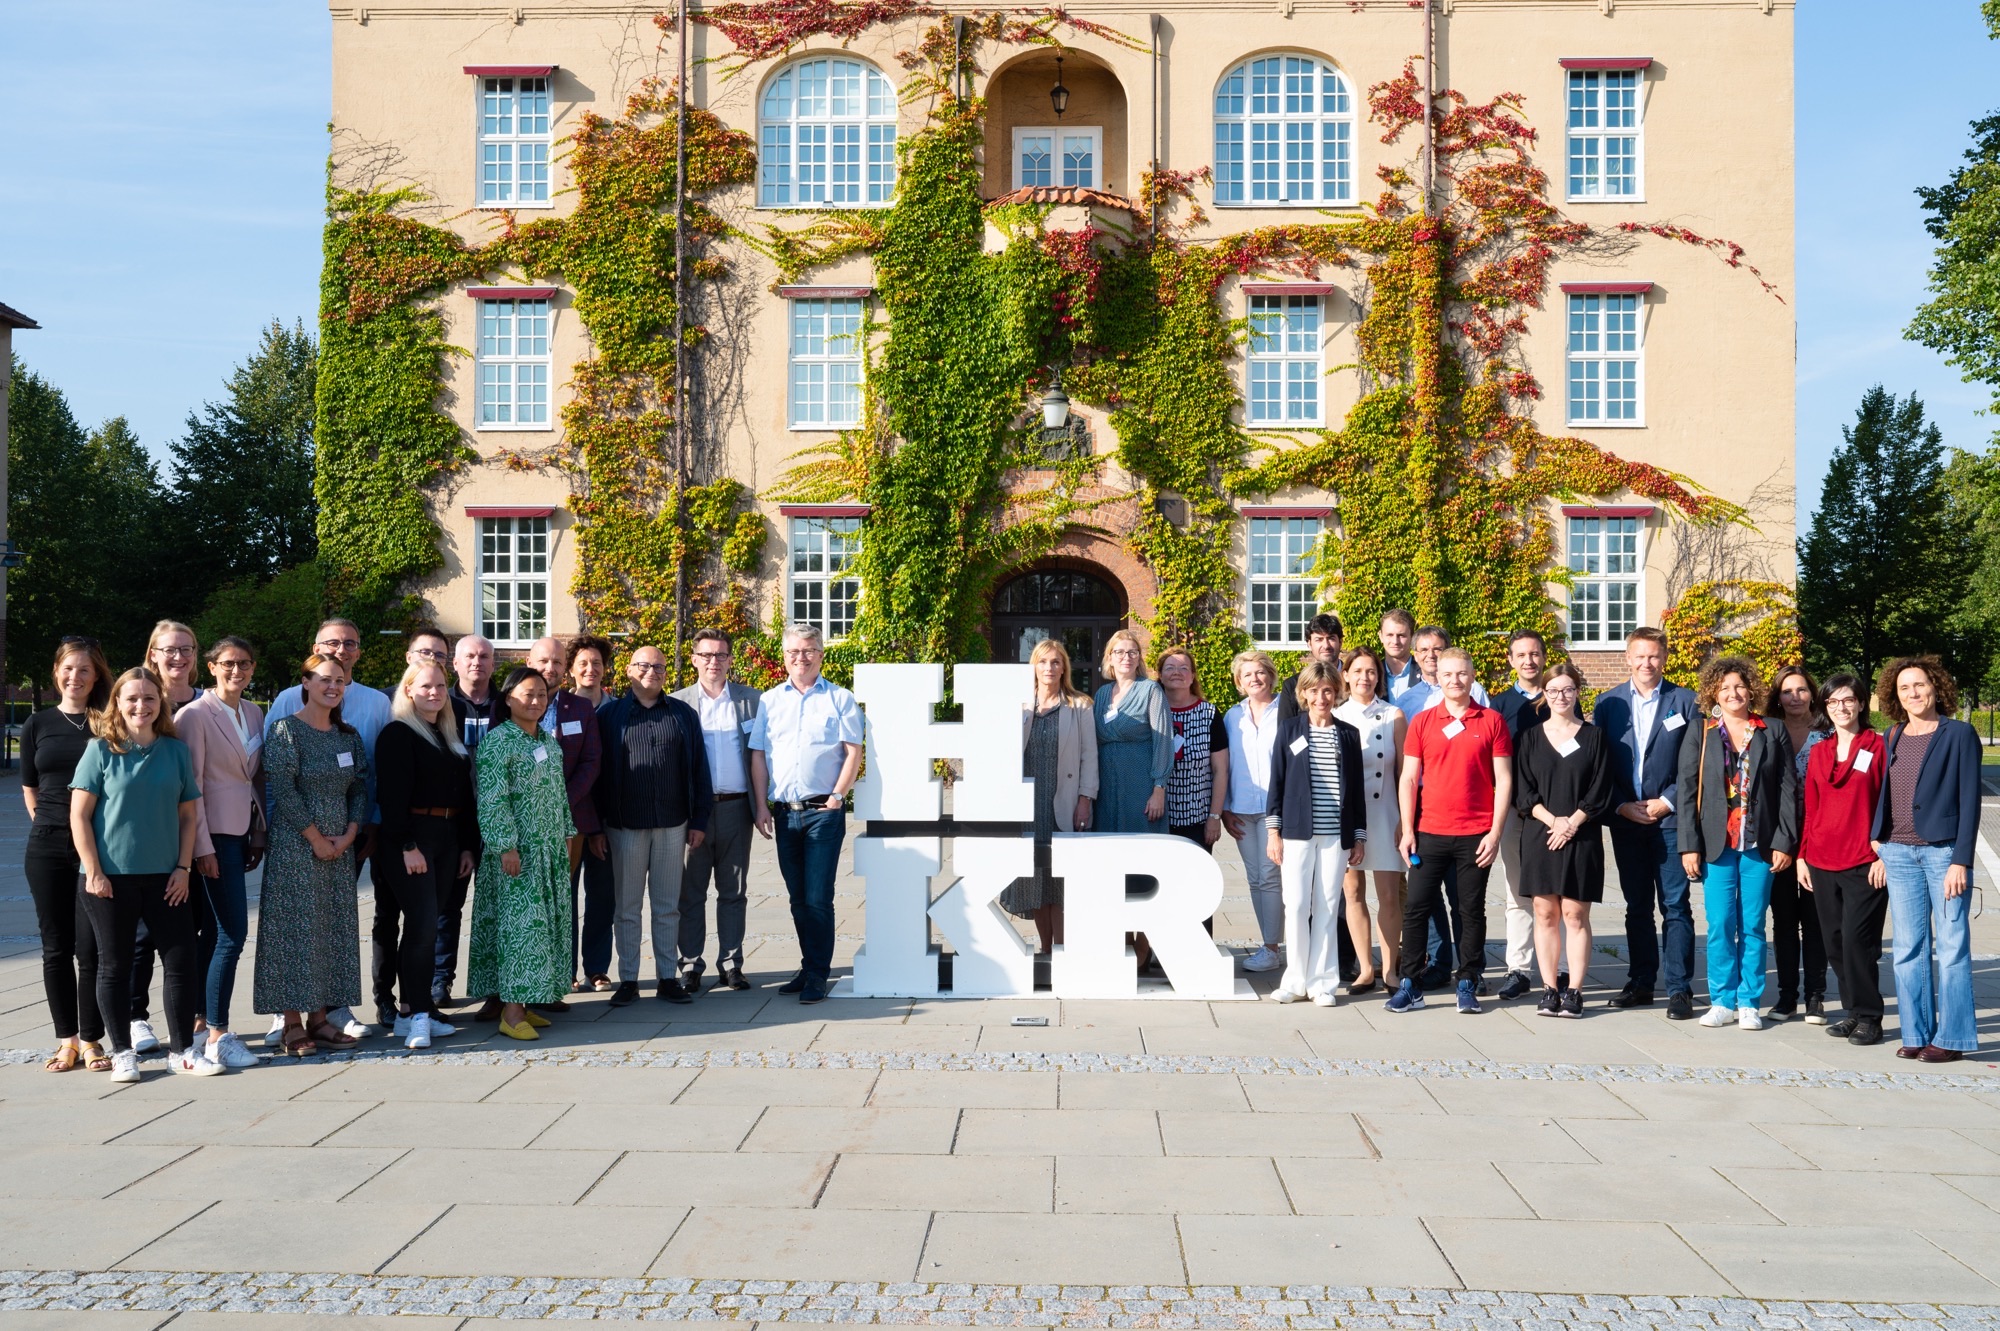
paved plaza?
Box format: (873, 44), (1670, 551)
(6, 799), (2000, 1327)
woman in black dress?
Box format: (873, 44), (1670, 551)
(1513, 662), (1615, 1018)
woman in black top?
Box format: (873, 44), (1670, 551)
(375, 662), (478, 1050)
(1512, 663), (1615, 1018)
(20, 637), (114, 1071)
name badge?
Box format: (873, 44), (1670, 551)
(1289, 736), (1309, 756)
(1442, 720), (1465, 740)
(533, 745), (549, 763)
(336, 751), (354, 768)
(1663, 713), (1687, 732)
(1553, 735), (1581, 758)
(1853, 747), (1875, 774)
(561, 720), (583, 736)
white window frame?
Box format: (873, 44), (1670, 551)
(476, 515), (552, 645)
(1564, 292), (1644, 428)
(789, 516), (863, 640)
(1564, 68), (1644, 203)
(1245, 293), (1325, 425)
(758, 57), (898, 208)
(1565, 514), (1645, 647)
(1213, 54), (1357, 208)
(475, 297), (554, 431)
(1010, 126), (1104, 190)
(1246, 516), (1323, 649)
(787, 297), (865, 430)
(476, 76), (553, 208)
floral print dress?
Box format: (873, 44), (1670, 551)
(254, 717), (368, 1015)
(468, 720), (576, 1005)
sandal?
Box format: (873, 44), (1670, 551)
(79, 1042), (112, 1072)
(310, 1022), (359, 1047)
(281, 1025), (318, 1058)
(44, 1044), (81, 1073)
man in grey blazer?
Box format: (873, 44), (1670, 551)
(673, 628), (763, 991)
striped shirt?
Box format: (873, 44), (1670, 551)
(1309, 724), (1343, 837)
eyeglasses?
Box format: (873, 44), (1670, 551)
(692, 651), (731, 661)
(411, 647), (448, 661)
(631, 662), (667, 675)
(318, 638), (361, 651)
(154, 646), (195, 659)
(212, 659), (254, 671)
(1825, 695), (1861, 708)
(784, 648), (823, 658)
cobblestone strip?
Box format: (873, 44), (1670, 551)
(3, 1273), (2000, 1326)
(1, 1041), (1993, 1092)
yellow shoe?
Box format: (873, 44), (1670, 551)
(498, 1018), (539, 1041)
(523, 1009), (552, 1029)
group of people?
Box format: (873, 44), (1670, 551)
(19, 608), (1985, 1083)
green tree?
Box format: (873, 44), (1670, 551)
(1797, 386), (1983, 685)
(190, 560), (330, 696)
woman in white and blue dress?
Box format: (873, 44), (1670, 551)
(1264, 661), (1366, 1005)
(1335, 645), (1407, 992)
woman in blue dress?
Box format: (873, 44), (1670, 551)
(1092, 630), (1172, 834)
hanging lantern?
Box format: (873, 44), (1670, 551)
(1050, 55), (1070, 118)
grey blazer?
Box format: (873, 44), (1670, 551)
(672, 681), (762, 793)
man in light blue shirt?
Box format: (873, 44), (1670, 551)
(1394, 625), (1490, 719)
(1379, 609), (1425, 707)
(749, 624), (864, 1005)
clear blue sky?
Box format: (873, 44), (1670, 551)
(2, 2), (1996, 538)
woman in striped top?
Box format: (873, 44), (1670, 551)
(1264, 661), (1365, 1005)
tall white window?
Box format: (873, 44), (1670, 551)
(1566, 292), (1642, 426)
(477, 298), (552, 429)
(1247, 516), (1322, 648)
(1246, 294), (1323, 424)
(478, 516), (551, 643)
(1012, 126), (1102, 189)
(790, 516), (862, 639)
(1566, 69), (1641, 200)
(1567, 515), (1642, 646)
(788, 298), (865, 428)
(1214, 55), (1355, 206)
(760, 58), (898, 207)
(478, 76), (552, 206)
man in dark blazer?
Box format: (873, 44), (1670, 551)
(1590, 626), (1703, 1019)
(672, 628), (764, 992)
(1275, 613), (1358, 981)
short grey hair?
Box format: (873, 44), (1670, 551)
(782, 624), (825, 649)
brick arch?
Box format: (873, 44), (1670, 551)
(1018, 527), (1156, 632)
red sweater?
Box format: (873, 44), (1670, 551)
(1800, 729), (1887, 872)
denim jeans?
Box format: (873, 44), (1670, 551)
(1701, 846), (1773, 1010)
(1879, 840), (1978, 1052)
(775, 806), (846, 982)
(1611, 821), (1695, 996)
(197, 832), (250, 1030)
(433, 870), (472, 1006)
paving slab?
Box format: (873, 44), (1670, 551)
(1759, 1121), (2000, 1173)
(918, 1211), (1185, 1283)
(1055, 1071), (1250, 1111)
(116, 1143), (405, 1203)
(1679, 1221), (2000, 1301)
(0, 1098), (190, 1146)
(1279, 1157), (1532, 1217)
(1418, 1076), (1643, 1119)
(1720, 1165), (2000, 1228)
(1240, 1074), (1445, 1116)
(476, 1064), (701, 1103)
(654, 1205), (930, 1281)
(1788, 1085), (2000, 1128)
(588, 1149), (836, 1208)
(341, 1146), (620, 1205)
(1496, 1161), (1773, 1223)
(0, 1314), (175, 1331)
(319, 1100), (567, 1149)
(1358, 1112), (1597, 1163)
(383, 1200), (689, 1275)
(0, 1196), (212, 1270)
(1158, 1108), (1372, 1157)
(676, 1066), (880, 1106)
(0, 1143), (195, 1199)
(1055, 1154), (1291, 1214)
(116, 1198), (446, 1273)
(293, 1063), (524, 1103)
(640, 1021), (821, 1052)
(106, 1096), (377, 1147)
(818, 1151), (1054, 1212)
(1602, 1080), (1835, 1123)
(742, 1104), (959, 1153)
(1425, 1216), (1737, 1296)
(1179, 1213), (1462, 1286)
(1557, 1117), (1814, 1169)
(527, 1101), (761, 1151)
(169, 1317), (461, 1331)
(953, 1107), (1163, 1155)
(867, 1069), (1059, 1108)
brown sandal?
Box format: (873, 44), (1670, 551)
(43, 1044), (80, 1073)
(79, 1042), (112, 1072)
(310, 1022), (358, 1047)
(281, 1024), (318, 1057)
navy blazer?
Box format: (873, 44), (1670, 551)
(1264, 713), (1365, 846)
(1591, 679), (1701, 830)
(1870, 718), (1983, 868)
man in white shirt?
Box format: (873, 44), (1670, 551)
(1492, 630), (1552, 1001)
(672, 629), (762, 993)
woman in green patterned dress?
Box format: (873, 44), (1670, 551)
(470, 666), (575, 1041)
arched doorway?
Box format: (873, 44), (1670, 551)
(990, 565), (1127, 695)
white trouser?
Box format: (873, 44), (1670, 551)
(608, 825), (688, 984)
(1499, 807), (1535, 975)
(1277, 835), (1347, 999)
(1233, 815), (1283, 948)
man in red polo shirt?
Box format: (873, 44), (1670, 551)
(1392, 647), (1513, 1013)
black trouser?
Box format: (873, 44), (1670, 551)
(1768, 861), (1828, 1003)
(1400, 832), (1491, 989)
(379, 815), (455, 1016)
(25, 826), (101, 1042)
(434, 869), (473, 1005)
(1809, 861), (1890, 1019)
(370, 845), (401, 1020)
(128, 917), (158, 1021)
(83, 873), (196, 1055)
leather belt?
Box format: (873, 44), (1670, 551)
(713, 792), (747, 802)
(409, 806), (458, 818)
(773, 795), (838, 811)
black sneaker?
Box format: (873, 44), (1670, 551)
(1768, 997), (1797, 1021)
(1665, 992), (1695, 1020)
(1497, 971), (1533, 1001)
(1849, 1017), (1883, 1046)
(1608, 985), (1654, 1009)
(1560, 988), (1583, 1019)
(1826, 1016), (1859, 1038)
(608, 981), (641, 1008)
(656, 978), (694, 1005)
(1804, 995), (1826, 1025)
(1536, 987), (1562, 1018)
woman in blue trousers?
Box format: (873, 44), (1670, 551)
(1870, 655), (1982, 1063)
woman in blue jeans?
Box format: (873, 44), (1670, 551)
(1870, 655), (1983, 1063)
(1678, 657), (1798, 1031)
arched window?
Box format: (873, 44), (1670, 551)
(1213, 54), (1355, 206)
(759, 57), (898, 207)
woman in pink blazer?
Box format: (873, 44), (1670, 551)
(177, 637), (265, 1070)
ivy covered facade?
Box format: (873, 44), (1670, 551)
(320, 0), (1799, 695)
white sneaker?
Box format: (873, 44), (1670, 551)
(329, 1006), (374, 1039)
(1698, 1005), (1736, 1028)
(208, 1032), (259, 1069)
(130, 1019), (160, 1054)
(1738, 1007), (1766, 1031)
(172, 1047), (224, 1077)
(1310, 991), (1337, 1008)
(267, 1015), (289, 1046)
(426, 1014), (457, 1037)
(109, 1050), (141, 1083)
(405, 1013), (433, 1050)
(1242, 945), (1284, 973)
(1270, 987), (1305, 1004)
(392, 1013), (411, 1040)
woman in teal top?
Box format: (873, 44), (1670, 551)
(70, 668), (204, 1083)
(1092, 630), (1173, 834)
(470, 666), (576, 1041)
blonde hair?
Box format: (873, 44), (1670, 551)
(1028, 638), (1088, 703)
(1100, 629), (1149, 679)
(1231, 649), (1277, 689)
(391, 662), (467, 757)
(146, 619), (198, 670)
(1293, 659), (1343, 709)
(94, 668), (179, 754)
